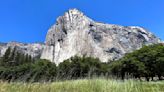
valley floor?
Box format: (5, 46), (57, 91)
(0, 78), (164, 92)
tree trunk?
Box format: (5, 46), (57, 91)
(151, 76), (154, 81)
(121, 72), (125, 80)
(146, 77), (150, 81)
(158, 75), (162, 80)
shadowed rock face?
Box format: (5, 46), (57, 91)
(41, 9), (161, 65)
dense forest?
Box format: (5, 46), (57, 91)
(0, 44), (163, 82)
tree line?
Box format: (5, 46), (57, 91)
(0, 47), (57, 82)
(109, 44), (164, 81)
(0, 47), (108, 82)
(1, 47), (33, 66)
(0, 44), (163, 82)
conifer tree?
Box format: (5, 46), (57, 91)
(15, 52), (21, 65)
(9, 47), (16, 62)
(25, 54), (29, 63)
(28, 55), (33, 63)
(19, 53), (25, 64)
(2, 47), (11, 66)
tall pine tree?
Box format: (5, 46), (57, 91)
(2, 47), (11, 66)
(9, 47), (16, 62)
(19, 53), (25, 64)
(25, 54), (29, 63)
(15, 52), (21, 65)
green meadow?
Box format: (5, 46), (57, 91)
(0, 78), (163, 92)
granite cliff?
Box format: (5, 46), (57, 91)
(0, 9), (161, 64)
(40, 9), (161, 65)
(0, 42), (44, 58)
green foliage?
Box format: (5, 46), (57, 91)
(58, 59), (72, 79)
(30, 59), (57, 82)
(0, 59), (57, 82)
(0, 47), (108, 82)
(9, 47), (16, 61)
(0, 44), (164, 82)
(2, 47), (11, 66)
(0, 79), (163, 92)
(110, 44), (164, 81)
(15, 52), (21, 65)
(58, 56), (109, 79)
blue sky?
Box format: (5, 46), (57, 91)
(0, 0), (164, 43)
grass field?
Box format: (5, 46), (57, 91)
(0, 79), (163, 92)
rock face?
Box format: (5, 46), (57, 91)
(0, 9), (161, 64)
(0, 42), (7, 57)
(0, 42), (45, 58)
(41, 9), (161, 65)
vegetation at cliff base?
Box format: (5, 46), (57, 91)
(110, 44), (164, 81)
(0, 44), (163, 82)
(0, 47), (57, 82)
